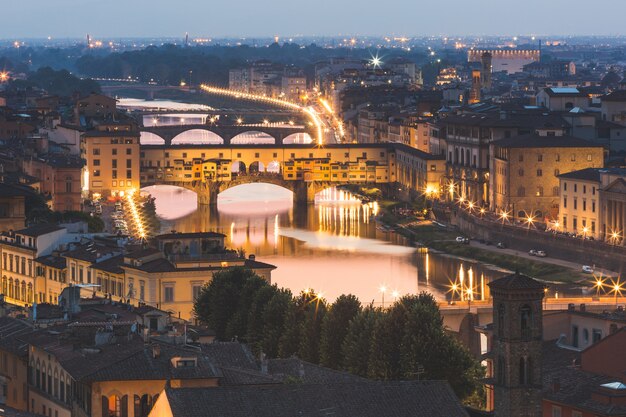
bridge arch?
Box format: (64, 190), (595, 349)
(231, 161), (247, 174)
(266, 161), (281, 174)
(249, 161), (265, 173)
(140, 132), (166, 145)
(230, 131), (276, 145)
(283, 132), (313, 144)
(171, 129), (224, 145)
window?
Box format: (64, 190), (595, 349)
(572, 325), (579, 347)
(554, 169), (559, 176)
(562, 216), (567, 228)
(592, 201), (596, 213)
(126, 148), (132, 155)
(112, 149), (117, 156)
(518, 154), (523, 162)
(93, 148), (100, 155)
(497, 304), (505, 336)
(553, 186), (559, 196)
(93, 159), (101, 166)
(126, 170), (132, 179)
(592, 329), (602, 343)
(571, 154), (576, 161)
(536, 169), (542, 177)
(65, 176), (73, 193)
(538, 154), (543, 162)
(583, 200), (586, 211)
(164, 286), (174, 302)
(583, 185), (586, 194)
(573, 198), (577, 210)
(112, 160), (117, 169)
(93, 170), (101, 177)
(112, 170), (118, 180)
(519, 357), (531, 385)
(126, 159), (132, 169)
(587, 154), (592, 161)
(573, 217), (578, 230)
(551, 405), (562, 417)
(518, 169), (524, 176)
(520, 305), (532, 339)
(564, 182), (567, 191)
(192, 285), (202, 300)
(555, 153), (560, 162)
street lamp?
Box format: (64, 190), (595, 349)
(593, 275), (605, 298)
(609, 278), (623, 305)
(611, 230), (621, 245)
(379, 285), (387, 308)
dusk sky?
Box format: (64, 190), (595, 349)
(3, 0), (626, 39)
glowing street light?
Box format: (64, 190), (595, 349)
(479, 207), (486, 216)
(0, 71), (9, 82)
(379, 285), (387, 308)
(499, 210), (510, 223)
(609, 277), (624, 305)
(611, 230), (621, 245)
(593, 275), (606, 297)
(391, 290), (400, 299)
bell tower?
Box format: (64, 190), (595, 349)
(488, 273), (545, 417)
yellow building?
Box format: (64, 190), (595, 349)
(82, 124), (140, 199)
(1, 225), (68, 306)
(558, 168), (602, 238)
(491, 134), (604, 221)
(0, 317), (32, 411)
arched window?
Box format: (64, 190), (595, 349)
(521, 304), (532, 339)
(36, 360), (41, 388)
(134, 394), (155, 417)
(41, 362), (47, 392)
(519, 356), (531, 385)
(497, 303), (506, 337)
(497, 355), (506, 385)
(65, 176), (73, 193)
(103, 394), (128, 417)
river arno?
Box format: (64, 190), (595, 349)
(142, 183), (586, 305)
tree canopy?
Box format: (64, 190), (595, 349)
(194, 269), (484, 404)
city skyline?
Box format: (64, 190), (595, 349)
(3, 0), (626, 39)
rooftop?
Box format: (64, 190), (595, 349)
(164, 380), (469, 417)
(487, 272), (546, 291)
(492, 133), (601, 149)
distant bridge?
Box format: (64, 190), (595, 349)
(140, 124), (313, 146)
(101, 83), (193, 99)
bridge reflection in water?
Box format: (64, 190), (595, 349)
(145, 183), (586, 305)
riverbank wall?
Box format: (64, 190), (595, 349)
(454, 210), (626, 272)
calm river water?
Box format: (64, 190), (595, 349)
(123, 98), (584, 304)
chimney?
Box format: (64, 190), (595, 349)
(152, 344), (161, 359)
(259, 351), (268, 374)
(552, 377), (560, 393)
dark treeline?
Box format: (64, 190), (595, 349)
(0, 43), (442, 86)
(193, 268), (484, 406)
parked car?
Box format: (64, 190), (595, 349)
(455, 236), (466, 243)
(529, 249), (538, 256)
(497, 242), (506, 249)
(536, 250), (547, 257)
(582, 265), (594, 274)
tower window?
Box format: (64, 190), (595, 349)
(519, 357), (531, 386)
(520, 304), (532, 340)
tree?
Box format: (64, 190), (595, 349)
(320, 294), (361, 369)
(193, 268), (261, 339)
(341, 307), (381, 377)
(278, 290), (316, 358)
(245, 285), (280, 353)
(298, 295), (327, 363)
(367, 300), (410, 380)
(260, 288), (292, 357)
(224, 274), (269, 342)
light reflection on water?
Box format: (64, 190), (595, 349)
(143, 183), (583, 304)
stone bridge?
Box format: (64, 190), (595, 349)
(101, 83), (193, 100)
(151, 173), (334, 205)
(140, 124), (313, 145)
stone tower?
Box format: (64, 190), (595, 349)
(469, 70), (481, 104)
(488, 273), (545, 417)
(481, 52), (492, 90)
